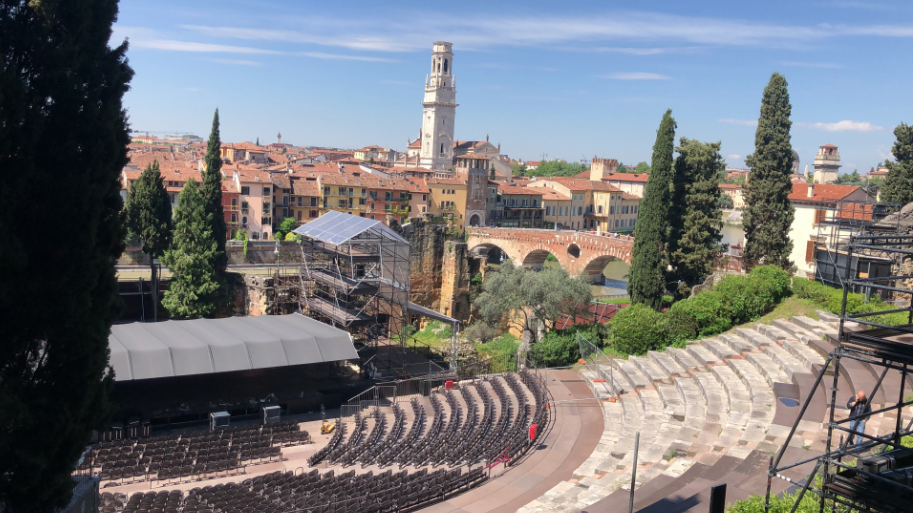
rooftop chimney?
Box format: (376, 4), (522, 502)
(807, 182), (814, 199)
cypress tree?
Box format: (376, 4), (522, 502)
(200, 109), (228, 273)
(124, 160), (174, 321)
(0, 1), (133, 511)
(743, 73), (795, 269)
(628, 109), (676, 310)
(880, 123), (913, 206)
(668, 139), (725, 295)
(162, 178), (226, 318)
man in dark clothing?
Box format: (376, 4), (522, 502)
(847, 390), (872, 447)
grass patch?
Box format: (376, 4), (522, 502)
(753, 297), (821, 325)
(475, 333), (519, 360)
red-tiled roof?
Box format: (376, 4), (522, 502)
(525, 161), (540, 166)
(621, 192), (640, 201)
(545, 177), (622, 192)
(789, 183), (861, 203)
(498, 184), (544, 196)
(407, 138), (421, 148)
(226, 141), (266, 153)
(289, 177), (321, 197)
(236, 169), (272, 183)
(718, 184), (742, 190)
(602, 172), (650, 183)
(538, 189), (571, 201)
(426, 177), (468, 186)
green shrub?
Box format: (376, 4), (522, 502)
(663, 307), (698, 347)
(792, 277), (908, 325)
(749, 264), (791, 302)
(669, 291), (732, 337)
(608, 304), (668, 356)
(529, 331), (578, 367)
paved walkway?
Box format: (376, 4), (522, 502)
(420, 369), (603, 513)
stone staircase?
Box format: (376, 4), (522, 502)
(518, 311), (913, 513)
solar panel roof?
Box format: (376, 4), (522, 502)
(293, 210), (408, 245)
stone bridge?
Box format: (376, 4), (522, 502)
(466, 228), (635, 283)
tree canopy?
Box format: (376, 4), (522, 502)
(628, 109), (676, 309)
(0, 1), (133, 510)
(743, 73), (795, 269)
(162, 179), (227, 318)
(200, 109), (227, 273)
(668, 138), (726, 296)
(524, 160), (589, 178)
(125, 160), (173, 261)
(881, 123), (913, 206)
(473, 260), (592, 346)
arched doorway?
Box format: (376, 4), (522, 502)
(469, 214), (481, 227)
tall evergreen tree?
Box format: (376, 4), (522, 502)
(200, 109), (228, 273)
(0, 1), (133, 511)
(668, 139), (726, 295)
(125, 160), (174, 321)
(880, 123), (913, 206)
(628, 110), (676, 310)
(743, 73), (795, 269)
(162, 179), (226, 318)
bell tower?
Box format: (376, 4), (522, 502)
(420, 42), (458, 170)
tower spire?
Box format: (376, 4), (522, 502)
(419, 42), (458, 170)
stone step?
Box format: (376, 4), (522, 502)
(756, 323), (790, 343)
(649, 350), (688, 378)
(594, 364), (628, 395)
(691, 372), (728, 415)
(632, 356), (669, 385)
(783, 339), (826, 369)
(613, 360), (651, 391)
(657, 384), (686, 421)
(701, 338), (739, 361)
(764, 344), (812, 380)
(608, 392), (645, 460)
(735, 327), (771, 348)
(772, 318), (807, 337)
(685, 343), (720, 367)
(744, 351), (792, 388)
(667, 347), (702, 372)
(718, 333), (757, 355)
(672, 378), (709, 457)
(580, 369), (616, 399)
(572, 398), (625, 479)
(816, 310), (840, 325)
(792, 315), (830, 335)
(727, 359), (776, 444)
(710, 365), (752, 428)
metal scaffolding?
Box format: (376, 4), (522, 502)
(292, 211), (411, 375)
(765, 231), (913, 513)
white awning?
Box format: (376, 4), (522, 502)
(108, 314), (357, 381)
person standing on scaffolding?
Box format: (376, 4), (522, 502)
(846, 390), (872, 448)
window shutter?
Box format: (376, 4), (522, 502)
(806, 240), (816, 263)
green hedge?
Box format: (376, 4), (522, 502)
(608, 266), (790, 356)
(529, 324), (608, 367)
(792, 277), (907, 325)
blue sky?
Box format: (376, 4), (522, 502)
(114, 0), (913, 172)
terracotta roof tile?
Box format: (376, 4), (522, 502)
(788, 183), (863, 203)
(498, 184), (544, 196)
(289, 177), (321, 197)
(426, 177), (468, 186)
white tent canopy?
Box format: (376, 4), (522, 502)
(108, 314), (357, 381)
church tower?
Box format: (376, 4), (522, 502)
(420, 42), (458, 170)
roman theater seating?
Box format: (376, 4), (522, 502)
(95, 371), (550, 513)
(519, 313), (913, 512)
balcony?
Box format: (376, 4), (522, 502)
(241, 208), (249, 214)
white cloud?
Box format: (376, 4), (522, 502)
(131, 38), (282, 54)
(586, 46), (704, 55)
(212, 59), (262, 66)
(719, 118), (758, 126)
(778, 61), (842, 68)
(298, 51), (394, 62)
(796, 120), (883, 132)
(728, 154), (742, 160)
(174, 12), (913, 56)
(601, 72), (671, 80)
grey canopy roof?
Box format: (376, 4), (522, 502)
(108, 314), (357, 381)
(293, 210), (409, 245)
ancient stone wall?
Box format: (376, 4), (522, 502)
(439, 241), (471, 321)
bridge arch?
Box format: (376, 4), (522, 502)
(469, 242), (513, 266)
(582, 254), (630, 283)
(521, 247), (559, 269)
